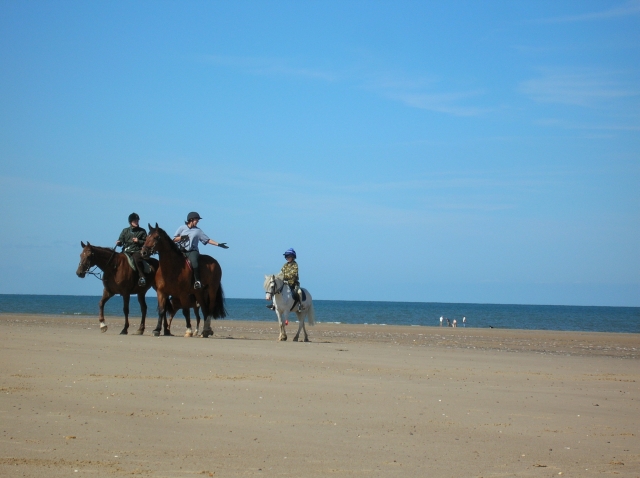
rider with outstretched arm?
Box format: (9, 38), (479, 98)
(173, 211), (228, 289)
(116, 213), (147, 286)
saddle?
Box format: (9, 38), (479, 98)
(123, 252), (153, 275)
(290, 287), (307, 312)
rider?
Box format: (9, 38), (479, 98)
(116, 213), (147, 286)
(173, 212), (228, 289)
(268, 248), (304, 312)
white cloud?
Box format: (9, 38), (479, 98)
(203, 54), (489, 117)
(519, 68), (639, 106)
(540, 0), (640, 23)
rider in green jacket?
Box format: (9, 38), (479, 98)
(116, 213), (147, 286)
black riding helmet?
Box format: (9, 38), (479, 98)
(128, 212), (140, 224)
(186, 211), (202, 223)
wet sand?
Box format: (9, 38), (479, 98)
(1, 313), (638, 476)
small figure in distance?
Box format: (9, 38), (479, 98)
(462, 316), (466, 327)
(446, 318), (451, 327)
(439, 316), (443, 327)
(453, 318), (457, 327)
(173, 212), (228, 289)
(116, 212), (147, 286)
(268, 248), (305, 312)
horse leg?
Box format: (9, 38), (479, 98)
(153, 292), (168, 337)
(194, 305), (202, 336)
(98, 289), (114, 333)
(301, 312), (309, 342)
(120, 294), (131, 335)
(277, 309), (287, 341)
(183, 307), (193, 337)
(201, 291), (214, 338)
(134, 293), (146, 335)
(293, 311), (303, 341)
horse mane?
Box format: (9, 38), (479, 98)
(89, 245), (117, 254)
(264, 273), (285, 290)
(154, 226), (184, 255)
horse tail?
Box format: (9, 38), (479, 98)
(211, 284), (227, 319)
(306, 300), (315, 326)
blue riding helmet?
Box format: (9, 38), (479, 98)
(283, 248), (296, 258)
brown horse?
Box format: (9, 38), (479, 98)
(168, 297), (202, 335)
(76, 242), (160, 335)
(141, 224), (226, 337)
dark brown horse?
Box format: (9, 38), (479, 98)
(76, 242), (160, 335)
(141, 224), (226, 337)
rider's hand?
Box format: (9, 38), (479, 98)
(217, 243), (229, 249)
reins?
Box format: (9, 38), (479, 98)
(82, 246), (118, 281)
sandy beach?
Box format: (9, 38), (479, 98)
(1, 314), (638, 477)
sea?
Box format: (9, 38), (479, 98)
(0, 294), (638, 333)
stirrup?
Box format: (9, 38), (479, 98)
(138, 277), (146, 286)
(266, 304), (275, 310)
(194, 281), (202, 289)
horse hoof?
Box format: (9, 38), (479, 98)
(304, 337), (310, 342)
(133, 329), (144, 336)
(152, 330), (160, 337)
(163, 331), (173, 336)
(184, 329), (193, 338)
(100, 325), (108, 333)
(293, 337), (299, 342)
(202, 330), (213, 338)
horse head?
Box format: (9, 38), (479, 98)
(76, 241), (94, 278)
(264, 274), (285, 300)
(141, 223), (162, 259)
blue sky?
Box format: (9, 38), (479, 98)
(1, 1), (638, 306)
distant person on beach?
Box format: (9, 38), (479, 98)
(446, 318), (451, 327)
(463, 316), (466, 327)
(453, 319), (457, 327)
(116, 212), (147, 286)
(440, 316), (443, 327)
(174, 211), (228, 289)
(268, 248), (305, 312)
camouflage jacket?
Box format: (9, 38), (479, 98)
(280, 260), (299, 288)
(118, 226), (147, 253)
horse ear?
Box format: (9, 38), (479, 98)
(87, 241), (91, 246)
(148, 223), (153, 232)
(155, 222), (158, 229)
(81, 241), (86, 248)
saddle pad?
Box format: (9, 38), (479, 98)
(124, 253), (152, 274)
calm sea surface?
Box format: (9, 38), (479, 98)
(0, 294), (638, 333)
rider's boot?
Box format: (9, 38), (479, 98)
(136, 267), (146, 286)
(193, 267), (202, 289)
(266, 303), (275, 310)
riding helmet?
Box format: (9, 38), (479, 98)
(187, 212), (202, 222)
(128, 212), (140, 223)
(283, 248), (296, 258)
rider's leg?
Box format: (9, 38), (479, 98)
(296, 285), (305, 311)
(187, 251), (201, 288)
(132, 251), (146, 286)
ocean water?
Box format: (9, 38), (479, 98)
(0, 294), (638, 333)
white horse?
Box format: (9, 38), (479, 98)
(264, 274), (315, 342)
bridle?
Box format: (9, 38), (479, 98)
(141, 235), (158, 258)
(266, 275), (284, 300)
(78, 249), (108, 281)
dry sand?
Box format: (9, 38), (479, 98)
(1, 313), (638, 477)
